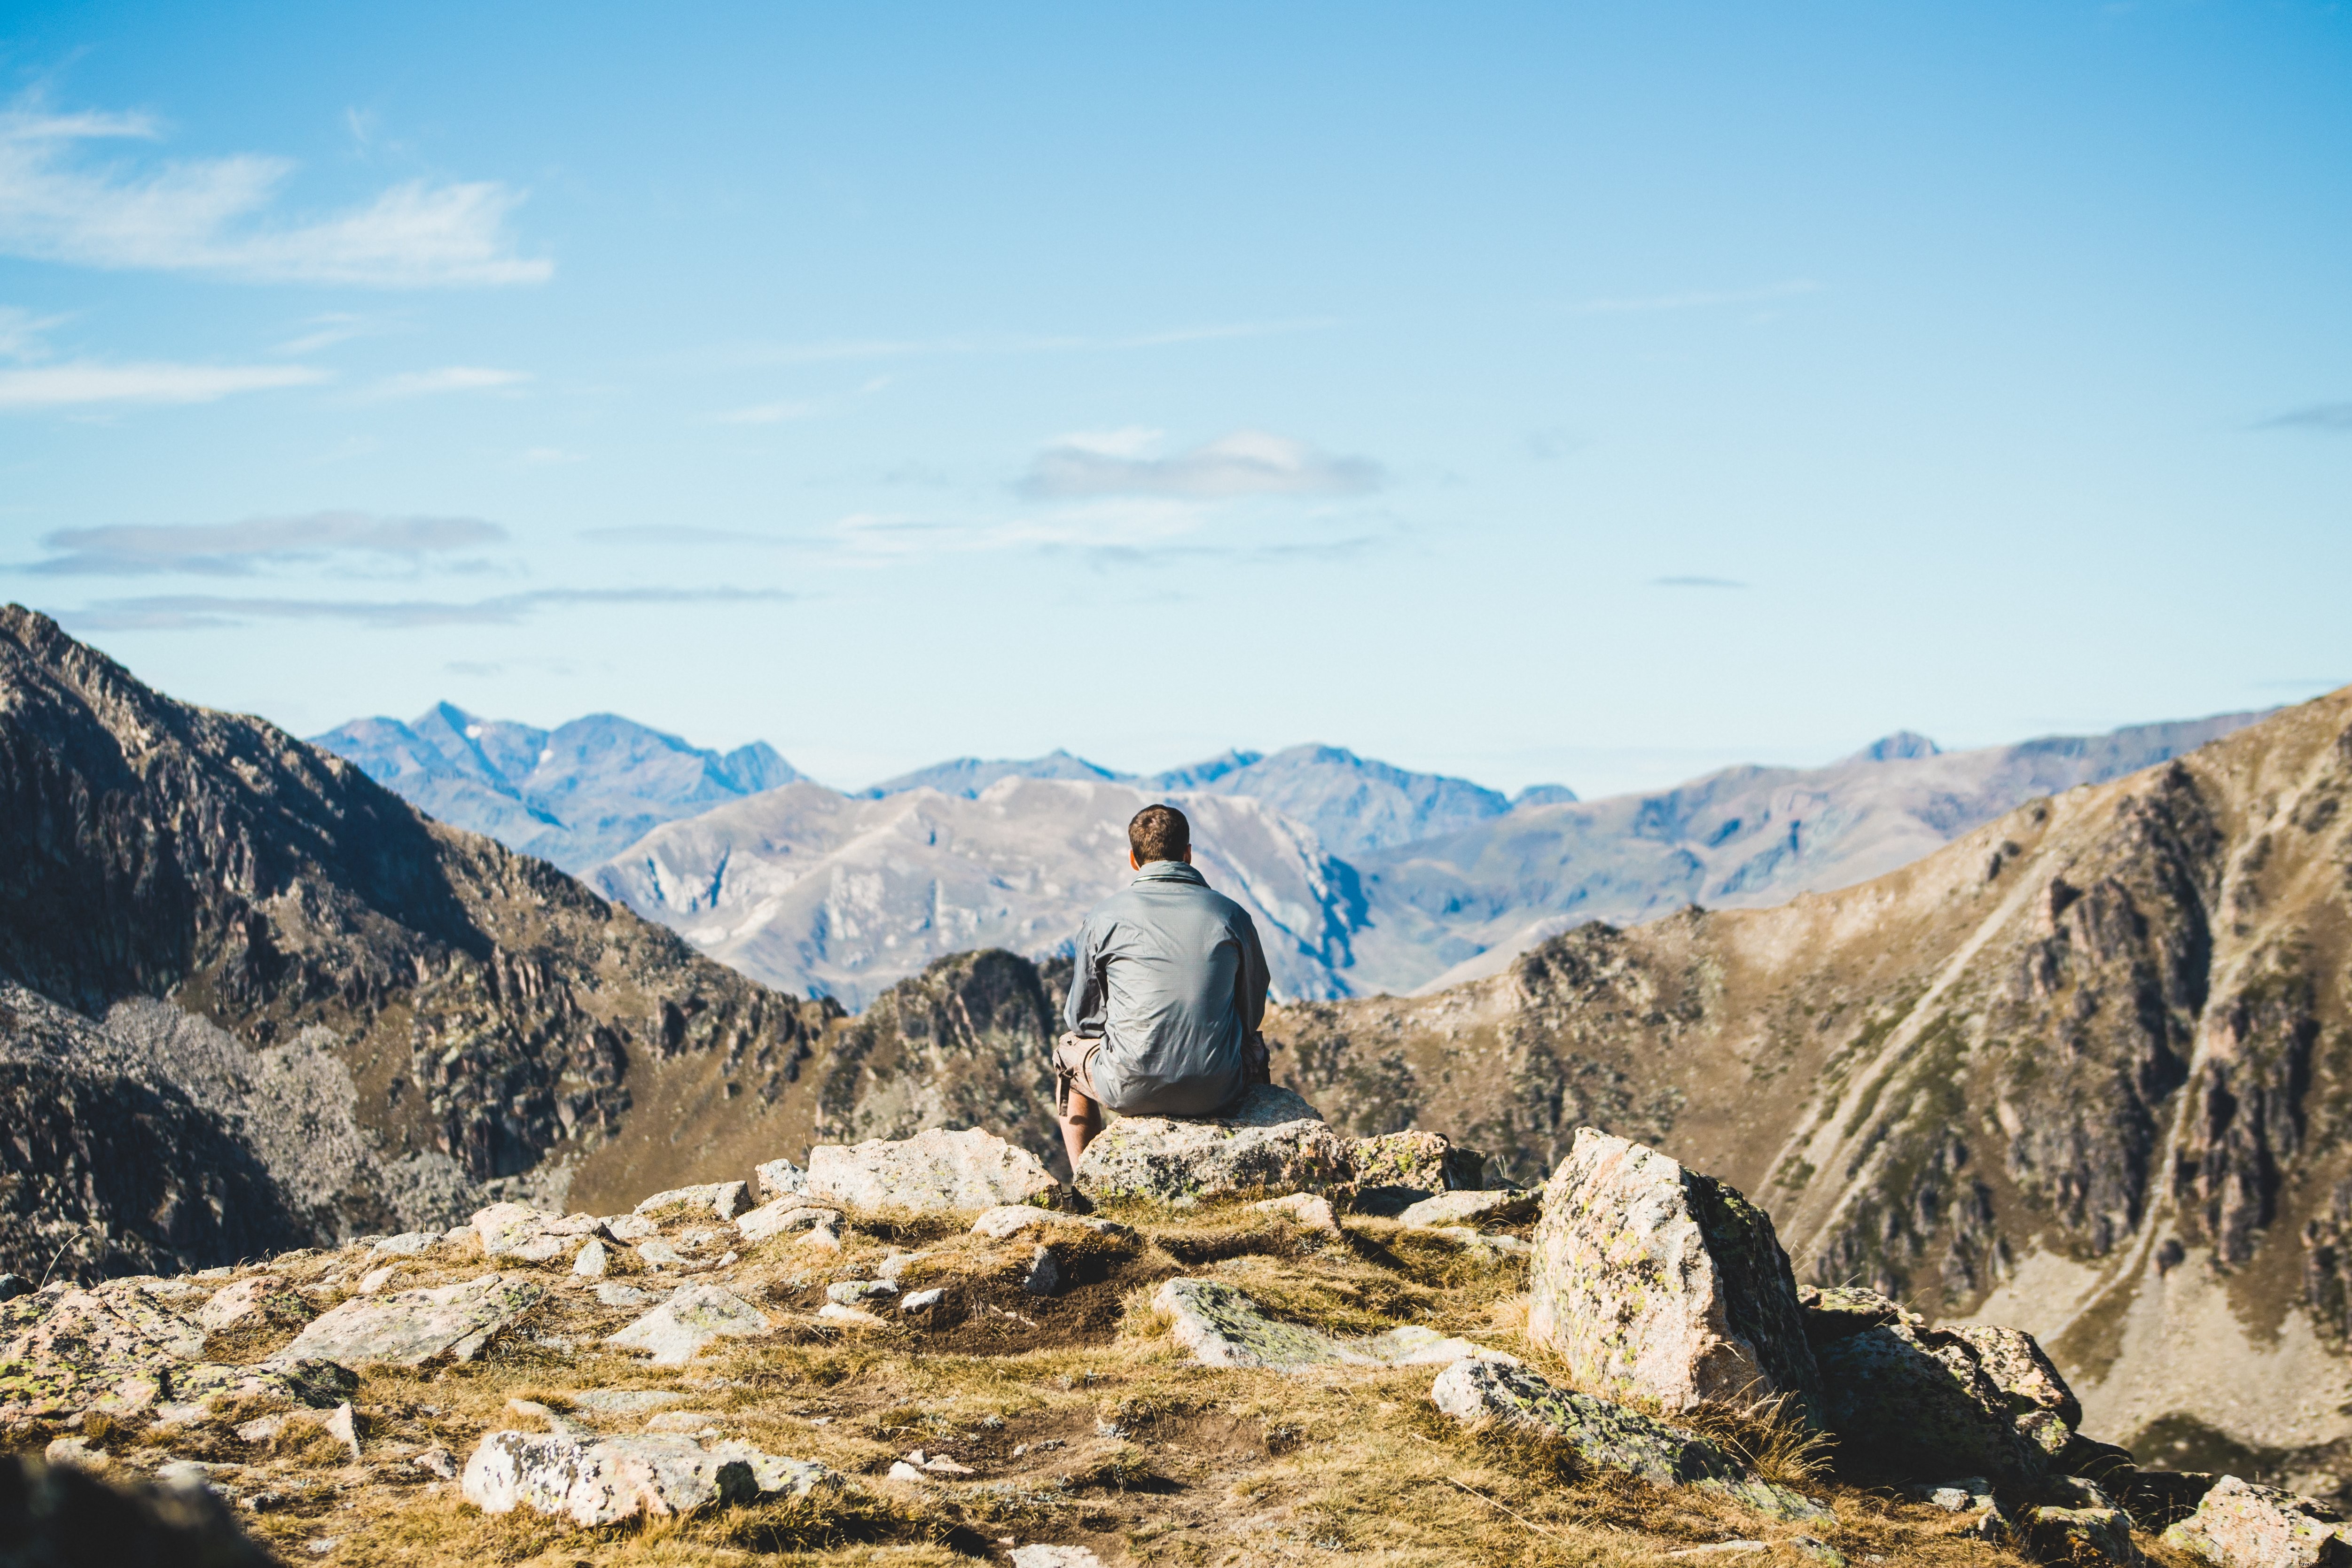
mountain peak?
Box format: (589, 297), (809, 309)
(1850, 730), (1941, 763)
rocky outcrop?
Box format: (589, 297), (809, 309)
(1801, 1286), (2075, 1486)
(1074, 1085), (1351, 1202)
(461, 1429), (760, 1524)
(1527, 1129), (1820, 1420)
(807, 1127), (1061, 1213)
(2160, 1475), (2352, 1567)
(1429, 1354), (1828, 1523)
(277, 1273), (544, 1367)
(0, 606), (832, 1278)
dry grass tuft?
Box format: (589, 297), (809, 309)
(1683, 1391), (1838, 1487)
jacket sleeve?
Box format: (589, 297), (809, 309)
(1065, 915), (1109, 1038)
(1233, 909), (1270, 1034)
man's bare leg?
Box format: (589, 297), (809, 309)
(1057, 1084), (1104, 1172)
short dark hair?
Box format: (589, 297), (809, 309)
(1129, 803), (1190, 864)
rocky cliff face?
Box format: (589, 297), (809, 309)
(0, 607), (831, 1275)
(1266, 687), (2352, 1481)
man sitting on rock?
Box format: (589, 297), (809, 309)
(1055, 803), (1272, 1170)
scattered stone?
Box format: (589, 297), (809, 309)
(2026, 1506), (2141, 1565)
(596, 1282), (654, 1308)
(878, 1249), (927, 1282)
(1022, 1246), (1059, 1296)
(196, 1276), (311, 1333)
(737, 1201), (844, 1242)
(322, 1402), (362, 1463)
(275, 1273), (544, 1367)
(44, 1436), (104, 1469)
(901, 1287), (950, 1323)
(1803, 1285), (2069, 1486)
(1528, 1129), (1821, 1421)
(413, 1447), (458, 1479)
(886, 1459), (926, 1482)
(356, 1266), (402, 1295)
(755, 1157), (809, 1201)
(2161, 1474), (2352, 1567)
(797, 1225), (843, 1253)
(827, 1280), (899, 1305)
(817, 1303), (889, 1327)
(1252, 1193), (1340, 1233)
(635, 1182), (751, 1222)
(1074, 1084), (1352, 1203)
(234, 1416), (287, 1444)
(605, 1214), (660, 1242)
(807, 1126), (1062, 1213)
(1398, 1189), (1539, 1228)
(1348, 1129), (1459, 1195)
(369, 1233), (440, 1257)
(1010, 1549), (1104, 1568)
(604, 1284), (772, 1366)
(1429, 1354), (1828, 1523)
(572, 1238), (609, 1278)
(637, 1241), (688, 1269)
(461, 1430), (758, 1525)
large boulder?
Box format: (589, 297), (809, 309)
(1801, 1286), (2079, 1486)
(2160, 1475), (2352, 1568)
(806, 1127), (1061, 1212)
(1526, 1129), (1821, 1421)
(1074, 1085), (1350, 1203)
(275, 1273), (544, 1368)
(461, 1430), (758, 1525)
(1430, 1354), (1828, 1524)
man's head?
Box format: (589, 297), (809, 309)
(1127, 803), (1191, 868)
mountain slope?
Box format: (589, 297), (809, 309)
(587, 777), (1364, 1008)
(1354, 711), (2267, 993)
(1175, 742), (1542, 857)
(1265, 686), (2352, 1471)
(0, 609), (832, 1275)
(311, 702), (799, 871)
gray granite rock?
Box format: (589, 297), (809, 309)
(1075, 1085), (1350, 1203)
(603, 1284), (771, 1366)
(461, 1430), (758, 1524)
(2161, 1475), (2352, 1568)
(807, 1127), (1062, 1212)
(634, 1183), (750, 1222)
(275, 1273), (543, 1367)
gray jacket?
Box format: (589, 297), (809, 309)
(1064, 860), (1270, 1116)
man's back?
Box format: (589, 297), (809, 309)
(1065, 859), (1269, 1117)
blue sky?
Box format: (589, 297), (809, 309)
(1, 2), (2345, 797)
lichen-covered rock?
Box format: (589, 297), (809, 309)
(1398, 1189), (1538, 1228)
(274, 1273), (544, 1367)
(1348, 1130), (1459, 1195)
(603, 1284), (770, 1366)
(1429, 1354), (1828, 1523)
(471, 1205), (606, 1263)
(1527, 1128), (1821, 1421)
(1803, 1286), (2070, 1486)
(708, 1442), (841, 1499)
(0, 1279), (350, 1418)
(754, 1159), (808, 1201)
(2161, 1475), (2352, 1568)
(2025, 1505), (2141, 1565)
(736, 1201), (842, 1242)
(807, 1127), (1061, 1213)
(634, 1183), (750, 1222)
(1152, 1278), (1486, 1372)
(461, 1429), (758, 1524)
(195, 1276), (310, 1333)
(1075, 1085), (1350, 1203)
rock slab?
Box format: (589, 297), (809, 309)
(1153, 1278), (1485, 1372)
(603, 1284), (771, 1366)
(276, 1274), (544, 1367)
(461, 1430), (757, 1524)
(1528, 1128), (1820, 1420)
(1075, 1084), (1350, 1203)
(808, 1127), (1061, 1212)
(1430, 1354), (1828, 1524)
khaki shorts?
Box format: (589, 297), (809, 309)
(1053, 1031), (1102, 1113)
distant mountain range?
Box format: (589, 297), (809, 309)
(312, 701), (2273, 1007)
(312, 703), (800, 870)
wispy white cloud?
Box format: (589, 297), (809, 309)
(1016, 429), (1382, 500)
(0, 359), (326, 409)
(1572, 279), (1821, 314)
(713, 399), (818, 425)
(2258, 402), (2352, 432)
(275, 312), (386, 354)
(58, 584), (790, 631)
(0, 304), (69, 360)
(27, 510), (505, 575)
(359, 365), (528, 399)
(715, 318), (1337, 369)
(0, 98), (550, 287)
